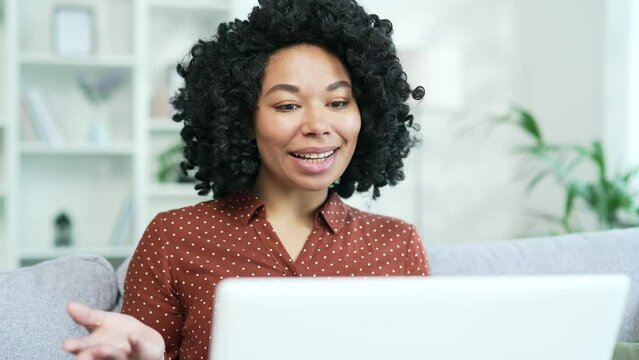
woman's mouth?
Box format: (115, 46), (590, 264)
(288, 148), (340, 174)
(290, 149), (335, 162)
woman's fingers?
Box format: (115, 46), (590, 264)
(74, 343), (129, 360)
(62, 337), (88, 353)
(75, 350), (95, 360)
(63, 305), (164, 359)
(129, 334), (164, 360)
(128, 335), (141, 354)
(67, 302), (106, 331)
(94, 343), (129, 360)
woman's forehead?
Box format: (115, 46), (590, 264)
(260, 44), (351, 92)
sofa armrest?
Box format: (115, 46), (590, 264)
(0, 255), (118, 358)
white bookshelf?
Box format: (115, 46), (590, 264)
(149, 118), (181, 133)
(149, 0), (227, 11)
(20, 53), (135, 68)
(141, 0), (229, 229)
(148, 183), (202, 198)
(0, 0), (231, 270)
(1, 0), (10, 271)
(19, 245), (136, 261)
(20, 142), (135, 155)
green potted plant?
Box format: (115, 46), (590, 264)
(494, 106), (639, 233)
(156, 142), (194, 183)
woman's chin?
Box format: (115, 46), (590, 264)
(295, 182), (335, 193)
(289, 175), (339, 193)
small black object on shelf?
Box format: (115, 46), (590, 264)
(54, 212), (73, 247)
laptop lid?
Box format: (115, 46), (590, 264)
(210, 275), (629, 360)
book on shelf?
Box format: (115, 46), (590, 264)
(111, 197), (135, 247)
(22, 89), (64, 144)
(20, 99), (37, 141)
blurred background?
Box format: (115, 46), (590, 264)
(0, 0), (637, 270)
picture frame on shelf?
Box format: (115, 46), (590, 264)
(52, 5), (95, 55)
(151, 64), (183, 119)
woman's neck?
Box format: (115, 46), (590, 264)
(253, 178), (329, 226)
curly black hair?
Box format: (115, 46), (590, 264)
(172, 0), (424, 200)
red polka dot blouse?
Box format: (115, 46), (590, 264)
(121, 192), (430, 359)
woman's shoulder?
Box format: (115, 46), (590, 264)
(342, 202), (417, 232)
(151, 198), (225, 223)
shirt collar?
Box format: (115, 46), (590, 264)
(222, 192), (264, 226)
(318, 191), (349, 234)
(223, 191), (349, 234)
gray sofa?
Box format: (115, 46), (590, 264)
(1, 227), (638, 359)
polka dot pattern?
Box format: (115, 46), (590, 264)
(121, 192), (430, 359)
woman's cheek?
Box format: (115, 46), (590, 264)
(345, 114), (362, 138)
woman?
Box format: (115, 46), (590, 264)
(63, 0), (428, 359)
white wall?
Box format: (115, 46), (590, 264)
(621, 0), (639, 168)
(512, 0), (604, 144)
(511, 0), (639, 234)
(0, 0), (631, 270)
(359, 0), (623, 242)
(351, 0), (528, 244)
(603, 0), (632, 171)
(228, 0), (626, 243)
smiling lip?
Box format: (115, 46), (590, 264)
(289, 147), (340, 175)
(290, 146), (340, 155)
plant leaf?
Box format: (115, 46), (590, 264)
(564, 182), (578, 220)
(513, 106), (544, 145)
(622, 164), (639, 183)
(526, 169), (551, 193)
(590, 140), (606, 179)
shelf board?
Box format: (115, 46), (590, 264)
(150, 0), (228, 11)
(149, 118), (181, 133)
(19, 245), (135, 260)
(20, 53), (134, 69)
(148, 183), (201, 198)
(20, 142), (135, 156)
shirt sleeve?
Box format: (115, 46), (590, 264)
(121, 213), (183, 359)
(404, 225), (431, 276)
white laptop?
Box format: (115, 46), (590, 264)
(210, 275), (629, 360)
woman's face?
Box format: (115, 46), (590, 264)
(254, 44), (361, 193)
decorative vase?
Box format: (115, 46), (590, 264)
(89, 102), (112, 145)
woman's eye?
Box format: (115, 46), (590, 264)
(275, 104), (300, 112)
(328, 100), (348, 109)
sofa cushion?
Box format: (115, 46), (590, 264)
(427, 227), (639, 342)
(0, 255), (118, 359)
(113, 255), (131, 312)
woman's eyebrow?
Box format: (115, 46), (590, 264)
(264, 84), (299, 96)
(264, 80), (351, 96)
(326, 80), (351, 91)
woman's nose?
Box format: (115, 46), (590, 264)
(301, 105), (331, 136)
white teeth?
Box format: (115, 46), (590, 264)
(292, 150), (335, 159)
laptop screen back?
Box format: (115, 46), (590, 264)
(211, 275), (629, 360)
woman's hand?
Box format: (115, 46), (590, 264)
(63, 302), (165, 360)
